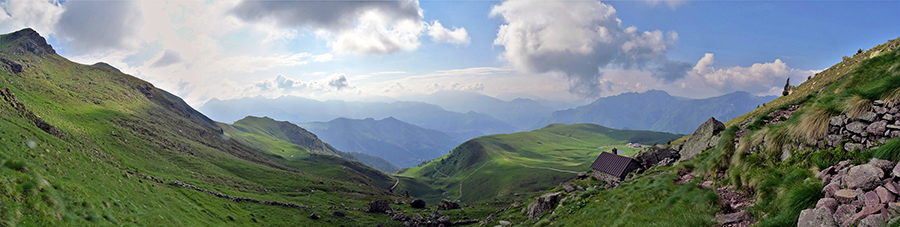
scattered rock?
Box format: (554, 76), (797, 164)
(885, 181), (900, 194)
(526, 192), (561, 220)
(834, 204), (858, 224)
(633, 145), (680, 169)
(859, 213), (887, 227)
(864, 191), (881, 206)
(410, 199), (426, 209)
(366, 199), (392, 213)
(680, 117), (725, 161)
(309, 213), (320, 220)
(816, 197), (839, 211)
(875, 187), (894, 205)
(563, 184), (575, 193)
(499, 220), (511, 226)
(869, 158), (895, 173)
(797, 207), (836, 227)
(332, 211), (345, 217)
(847, 165), (885, 190)
(716, 210), (752, 225)
(823, 182), (841, 198)
(437, 199), (460, 210)
(834, 189), (858, 203)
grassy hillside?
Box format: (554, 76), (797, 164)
(496, 37), (900, 227)
(0, 28), (403, 226)
(395, 123), (682, 204)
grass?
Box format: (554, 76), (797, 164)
(396, 123), (682, 204)
(844, 95), (873, 119)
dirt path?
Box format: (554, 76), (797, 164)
(390, 177), (400, 191)
(433, 165), (450, 178)
(456, 162), (489, 201)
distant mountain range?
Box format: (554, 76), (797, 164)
(408, 90), (558, 130)
(301, 117), (462, 169)
(200, 96), (518, 136)
(540, 90), (778, 134)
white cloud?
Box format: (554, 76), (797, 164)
(646, 0), (687, 9)
(690, 53), (819, 95)
(322, 10), (425, 55)
(248, 73), (359, 97)
(490, 0), (688, 98)
(427, 20), (470, 45)
(0, 0), (63, 36)
(55, 0), (144, 53)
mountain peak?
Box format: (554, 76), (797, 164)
(0, 28), (55, 56)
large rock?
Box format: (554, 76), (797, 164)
(847, 165), (885, 190)
(867, 121), (889, 136)
(410, 199), (426, 209)
(366, 199), (393, 213)
(680, 117), (725, 161)
(875, 187), (894, 205)
(865, 191), (881, 207)
(869, 158), (895, 173)
(844, 204), (883, 227)
(816, 197), (839, 211)
(858, 213), (887, 227)
(526, 192), (561, 220)
(847, 122), (869, 134)
(716, 210), (751, 225)
(835, 189), (858, 203)
(859, 112), (878, 122)
(797, 207), (836, 227)
(437, 199), (460, 210)
(833, 204), (858, 225)
(633, 145), (680, 169)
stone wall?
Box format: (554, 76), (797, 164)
(822, 100), (900, 152)
(591, 171), (621, 187)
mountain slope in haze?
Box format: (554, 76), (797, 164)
(229, 116), (399, 173)
(410, 90), (557, 130)
(0, 28), (404, 226)
(541, 90), (777, 134)
(395, 123), (682, 203)
(301, 117), (461, 169)
(200, 96), (518, 136)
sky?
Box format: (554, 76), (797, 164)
(0, 0), (898, 107)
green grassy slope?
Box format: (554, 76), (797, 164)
(0, 28), (401, 226)
(511, 37), (900, 227)
(395, 123), (682, 204)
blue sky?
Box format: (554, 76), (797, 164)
(0, 0), (897, 106)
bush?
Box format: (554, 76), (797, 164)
(4, 159), (28, 172)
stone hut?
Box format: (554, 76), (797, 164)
(590, 150), (642, 185)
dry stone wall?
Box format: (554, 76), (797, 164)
(823, 101), (900, 152)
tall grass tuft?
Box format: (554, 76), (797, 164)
(790, 107), (837, 144)
(763, 126), (789, 160)
(872, 139), (900, 162)
(883, 87), (900, 104)
(844, 95), (873, 119)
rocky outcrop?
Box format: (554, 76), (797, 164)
(680, 117), (725, 161)
(0, 87), (65, 139)
(805, 158), (900, 226)
(822, 100), (900, 151)
(410, 199), (426, 209)
(0, 28), (56, 56)
(367, 199), (393, 213)
(437, 199), (460, 210)
(633, 145), (680, 169)
(526, 192), (561, 220)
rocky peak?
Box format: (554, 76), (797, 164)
(0, 28), (56, 56)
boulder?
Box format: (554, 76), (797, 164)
(876, 187), (895, 204)
(797, 207), (836, 227)
(848, 122), (869, 134)
(834, 204), (858, 225)
(835, 189), (859, 203)
(858, 213), (887, 227)
(847, 165), (885, 190)
(499, 220), (511, 226)
(410, 199), (426, 209)
(865, 191), (881, 206)
(816, 197), (839, 211)
(680, 117), (725, 161)
(391, 212), (409, 221)
(859, 112), (878, 122)
(437, 199), (461, 210)
(633, 145), (680, 169)
(526, 192), (561, 220)
(309, 212), (321, 220)
(366, 199), (393, 213)
(716, 210), (751, 225)
(869, 158), (895, 173)
(563, 184), (575, 193)
(845, 143), (865, 152)
(867, 121), (889, 136)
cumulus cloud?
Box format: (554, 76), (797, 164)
(0, 0), (63, 35)
(229, 0), (465, 55)
(427, 20), (470, 45)
(150, 49), (183, 68)
(426, 82), (485, 92)
(490, 0), (688, 98)
(691, 53), (818, 95)
(54, 0), (144, 53)
(250, 74), (358, 95)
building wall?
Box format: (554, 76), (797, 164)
(591, 171), (621, 185)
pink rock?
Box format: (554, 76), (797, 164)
(885, 181), (900, 194)
(844, 204), (883, 227)
(824, 182), (841, 198)
(865, 191), (881, 206)
(835, 189), (858, 203)
(816, 197), (839, 211)
(876, 186), (895, 204)
(834, 204), (858, 225)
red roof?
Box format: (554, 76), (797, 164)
(590, 152), (638, 177)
